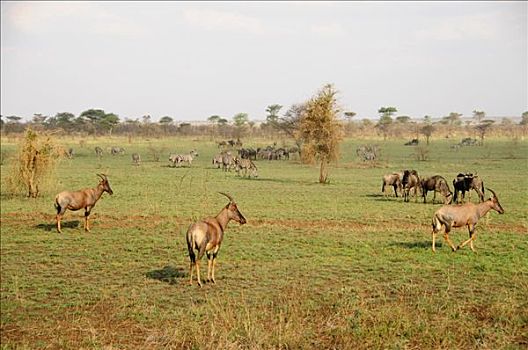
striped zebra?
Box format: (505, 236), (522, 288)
(234, 157), (258, 178)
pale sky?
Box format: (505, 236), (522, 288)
(1, 1), (526, 122)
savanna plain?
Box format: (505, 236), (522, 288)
(1, 136), (527, 349)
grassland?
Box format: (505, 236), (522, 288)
(1, 135), (527, 349)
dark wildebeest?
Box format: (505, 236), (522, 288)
(381, 172), (403, 197)
(402, 170), (420, 202)
(452, 173), (485, 203)
(421, 175), (453, 204)
(94, 146), (103, 158)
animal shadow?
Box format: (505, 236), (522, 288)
(146, 265), (186, 285)
(35, 220), (80, 232)
(390, 241), (439, 249)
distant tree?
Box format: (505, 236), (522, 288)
(297, 84), (344, 184)
(473, 110), (486, 124)
(217, 118), (228, 126)
(423, 115), (432, 124)
(99, 113), (120, 135)
(233, 113), (249, 127)
(444, 112), (462, 126)
(378, 106), (398, 117)
(420, 124), (434, 145)
(6, 116), (22, 123)
(521, 111), (528, 125)
(53, 112), (76, 132)
(266, 104), (283, 123)
(208, 115), (220, 124)
(395, 116), (411, 124)
(159, 116), (174, 125)
(344, 111), (356, 121)
(376, 115), (393, 140)
(142, 115), (151, 124)
(233, 113), (249, 138)
(475, 120), (495, 145)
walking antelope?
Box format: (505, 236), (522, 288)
(431, 188), (504, 252)
(186, 192), (246, 287)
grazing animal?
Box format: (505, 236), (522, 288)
(453, 173), (485, 203)
(431, 188), (504, 252)
(186, 192), (247, 287)
(402, 170), (420, 202)
(94, 146), (103, 158)
(234, 157), (258, 178)
(131, 153), (141, 166)
(222, 153), (236, 172)
(170, 150), (197, 167)
(54, 174), (113, 233)
(212, 154), (223, 168)
(382, 172), (403, 197)
(421, 175), (453, 204)
(67, 148), (74, 159)
(111, 146), (125, 155)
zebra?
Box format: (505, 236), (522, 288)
(234, 157), (258, 178)
(169, 150), (198, 167)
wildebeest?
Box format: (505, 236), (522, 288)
(421, 175), (452, 204)
(431, 188), (504, 252)
(452, 173), (485, 203)
(404, 139), (419, 146)
(381, 172), (403, 197)
(186, 192), (246, 287)
(54, 174), (113, 233)
(67, 148), (74, 159)
(402, 170), (420, 202)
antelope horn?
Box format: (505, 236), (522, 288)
(218, 192), (234, 203)
(486, 188), (497, 199)
(96, 173), (108, 180)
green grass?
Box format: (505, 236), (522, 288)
(1, 136), (527, 349)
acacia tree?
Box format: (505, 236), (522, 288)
(376, 106), (397, 140)
(297, 84), (343, 183)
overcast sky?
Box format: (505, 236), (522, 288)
(1, 1), (526, 122)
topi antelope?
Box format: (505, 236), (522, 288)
(54, 174), (113, 233)
(431, 188), (504, 252)
(186, 192), (246, 287)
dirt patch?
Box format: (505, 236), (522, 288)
(2, 212), (526, 235)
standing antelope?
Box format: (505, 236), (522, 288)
(54, 174), (114, 233)
(186, 192), (247, 287)
(431, 188), (504, 252)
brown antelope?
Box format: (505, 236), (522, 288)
(186, 192), (246, 287)
(431, 188), (504, 252)
(54, 174), (113, 233)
